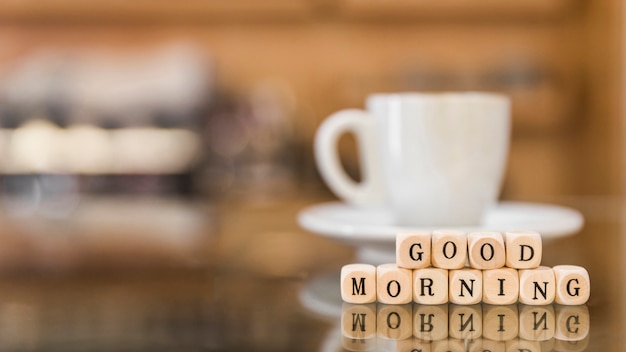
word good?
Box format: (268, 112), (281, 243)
(341, 303), (589, 351)
(340, 230), (591, 305)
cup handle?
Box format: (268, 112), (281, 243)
(314, 109), (385, 206)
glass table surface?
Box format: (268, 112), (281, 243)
(0, 195), (620, 351)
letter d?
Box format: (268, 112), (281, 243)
(520, 245), (534, 262)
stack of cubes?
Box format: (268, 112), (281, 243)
(341, 230), (590, 306)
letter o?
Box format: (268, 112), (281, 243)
(443, 241), (457, 259)
(480, 243), (494, 261)
(387, 312), (401, 329)
(387, 280), (401, 298)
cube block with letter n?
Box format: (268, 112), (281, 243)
(519, 266), (556, 305)
(449, 268), (482, 305)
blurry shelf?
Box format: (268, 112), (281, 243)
(0, 0), (581, 23)
(0, 0), (315, 23)
(336, 0), (581, 21)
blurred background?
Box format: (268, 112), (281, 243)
(0, 0), (622, 271)
(0, 0), (623, 349)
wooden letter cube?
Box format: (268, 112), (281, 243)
(518, 304), (555, 341)
(341, 264), (377, 304)
(432, 230), (467, 269)
(519, 266), (556, 305)
(504, 231), (542, 269)
(341, 303), (377, 340)
(483, 268), (519, 305)
(413, 304), (449, 341)
(468, 232), (505, 269)
(396, 232), (431, 269)
(555, 305), (590, 342)
(482, 304), (518, 341)
(449, 269), (482, 305)
(553, 265), (590, 305)
(377, 304), (413, 340)
(413, 268), (449, 305)
(377, 263), (413, 304)
(449, 304), (482, 340)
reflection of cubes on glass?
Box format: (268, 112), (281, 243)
(413, 268), (448, 305)
(554, 336), (589, 352)
(376, 304), (412, 340)
(448, 304), (482, 340)
(341, 264), (377, 304)
(431, 338), (465, 352)
(518, 304), (555, 341)
(504, 230), (542, 269)
(468, 231), (505, 270)
(396, 338), (431, 352)
(505, 339), (541, 352)
(412, 304), (449, 341)
(449, 268), (482, 305)
(340, 335), (376, 352)
(555, 305), (590, 342)
(340, 303), (377, 340)
(376, 264), (413, 305)
(553, 265), (590, 305)
(519, 266), (556, 305)
(468, 338), (506, 352)
(483, 268), (519, 305)
(396, 232), (431, 269)
(482, 304), (519, 341)
(431, 230), (467, 270)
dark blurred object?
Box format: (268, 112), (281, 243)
(199, 79), (299, 202)
(0, 44), (210, 197)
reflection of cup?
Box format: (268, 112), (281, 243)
(315, 92), (510, 226)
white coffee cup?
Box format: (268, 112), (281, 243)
(315, 92), (510, 226)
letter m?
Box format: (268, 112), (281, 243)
(352, 277), (366, 295)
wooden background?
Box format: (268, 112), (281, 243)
(0, 0), (623, 200)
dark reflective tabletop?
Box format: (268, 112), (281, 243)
(0, 195), (621, 351)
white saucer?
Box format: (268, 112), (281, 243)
(298, 201), (584, 246)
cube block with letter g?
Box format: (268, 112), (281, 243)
(396, 232), (431, 269)
(553, 265), (590, 305)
